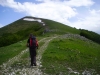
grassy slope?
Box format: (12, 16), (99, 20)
(0, 16), (80, 65)
(0, 40), (27, 65)
(42, 19), (80, 34)
(0, 17), (43, 36)
(41, 35), (100, 75)
(0, 17), (80, 36)
(1, 16), (100, 74)
(0, 34), (100, 74)
(0, 16), (80, 47)
(0, 37), (42, 65)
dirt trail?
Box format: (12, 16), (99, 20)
(0, 36), (57, 75)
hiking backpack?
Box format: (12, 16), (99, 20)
(30, 38), (37, 47)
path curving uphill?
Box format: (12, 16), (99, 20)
(0, 36), (57, 75)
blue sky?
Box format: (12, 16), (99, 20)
(0, 0), (100, 34)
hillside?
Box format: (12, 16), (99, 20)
(0, 17), (44, 35)
(0, 16), (80, 47)
(0, 16), (100, 75)
(41, 34), (100, 74)
(42, 18), (80, 34)
(0, 34), (100, 75)
(0, 16), (80, 35)
(0, 16), (100, 47)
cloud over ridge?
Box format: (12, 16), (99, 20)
(0, 0), (100, 34)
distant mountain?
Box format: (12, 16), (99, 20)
(0, 16), (100, 47)
(0, 16), (100, 75)
(0, 16), (44, 36)
(0, 16), (80, 36)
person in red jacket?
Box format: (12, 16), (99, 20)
(27, 34), (38, 66)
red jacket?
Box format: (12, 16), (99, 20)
(27, 38), (39, 48)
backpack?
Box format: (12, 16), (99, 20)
(30, 38), (36, 47)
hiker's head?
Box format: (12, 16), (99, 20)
(29, 34), (33, 38)
(29, 34), (36, 39)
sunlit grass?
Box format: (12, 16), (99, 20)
(0, 40), (27, 65)
(41, 36), (100, 74)
(0, 36), (43, 65)
(9, 37), (45, 67)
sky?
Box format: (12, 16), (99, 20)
(0, 0), (100, 34)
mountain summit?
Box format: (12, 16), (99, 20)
(0, 16), (100, 47)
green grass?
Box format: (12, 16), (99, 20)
(0, 33), (100, 75)
(20, 39), (45, 60)
(0, 16), (80, 36)
(10, 37), (46, 68)
(0, 40), (27, 65)
(41, 36), (100, 75)
(42, 19), (80, 34)
(0, 18), (43, 35)
(0, 36), (43, 65)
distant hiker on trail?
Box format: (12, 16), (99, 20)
(27, 34), (39, 66)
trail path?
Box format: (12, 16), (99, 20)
(0, 36), (57, 75)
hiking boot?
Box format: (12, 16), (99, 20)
(30, 64), (33, 66)
(33, 63), (37, 66)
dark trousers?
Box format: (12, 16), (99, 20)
(29, 47), (37, 66)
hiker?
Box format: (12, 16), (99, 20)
(27, 34), (38, 66)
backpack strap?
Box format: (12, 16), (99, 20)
(30, 38), (33, 47)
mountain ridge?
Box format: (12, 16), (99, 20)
(0, 16), (100, 74)
(0, 16), (100, 47)
(0, 16), (80, 36)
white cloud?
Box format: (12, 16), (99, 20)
(64, 0), (94, 7)
(36, 0), (94, 7)
(0, 0), (74, 22)
(0, 23), (3, 28)
(0, 0), (94, 14)
(69, 9), (100, 34)
(0, 0), (100, 34)
(0, 0), (77, 24)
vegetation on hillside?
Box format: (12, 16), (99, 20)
(0, 16), (100, 47)
(0, 16), (100, 75)
(0, 17), (44, 47)
(80, 29), (100, 44)
(0, 36), (42, 65)
(0, 28), (44, 47)
(0, 40), (27, 65)
(0, 16), (80, 47)
(42, 19), (80, 34)
(41, 34), (100, 75)
(0, 17), (43, 35)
